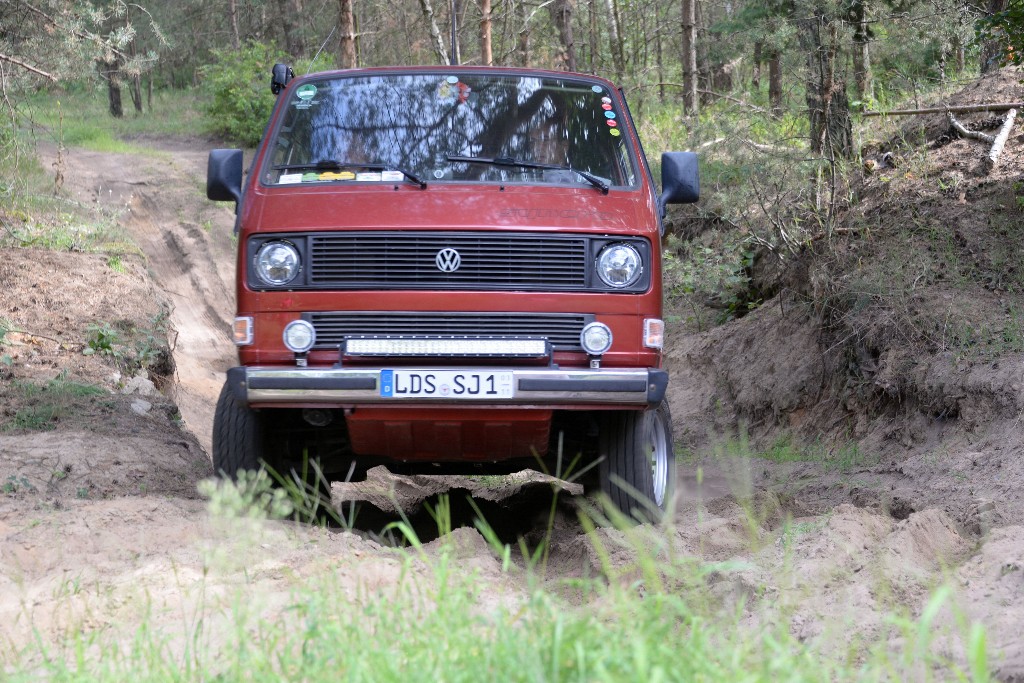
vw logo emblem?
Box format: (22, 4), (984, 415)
(435, 248), (461, 273)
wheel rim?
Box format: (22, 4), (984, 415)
(648, 411), (669, 508)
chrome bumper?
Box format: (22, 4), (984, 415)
(226, 366), (668, 406)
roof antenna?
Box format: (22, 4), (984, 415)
(307, 25), (337, 75)
(449, 0), (459, 66)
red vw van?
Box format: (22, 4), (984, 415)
(207, 65), (699, 520)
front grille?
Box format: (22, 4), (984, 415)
(308, 232), (588, 290)
(304, 312), (593, 351)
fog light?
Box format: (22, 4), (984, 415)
(283, 320), (316, 353)
(644, 318), (664, 349)
(580, 322), (613, 355)
(233, 316), (253, 346)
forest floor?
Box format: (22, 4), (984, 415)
(1, 70), (1024, 678)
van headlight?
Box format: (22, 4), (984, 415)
(580, 322), (613, 355)
(283, 320), (316, 353)
(255, 241), (300, 286)
(596, 243), (642, 288)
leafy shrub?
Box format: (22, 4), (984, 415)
(201, 41), (281, 147)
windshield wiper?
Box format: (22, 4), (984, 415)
(273, 160), (427, 189)
(446, 155), (609, 195)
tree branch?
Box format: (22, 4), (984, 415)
(0, 52), (58, 82)
(863, 102), (1024, 117)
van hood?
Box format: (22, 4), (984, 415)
(247, 184), (660, 237)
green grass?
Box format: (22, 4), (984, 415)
(21, 84), (211, 154)
(2, 374), (107, 432)
(716, 431), (881, 474)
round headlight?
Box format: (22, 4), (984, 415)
(580, 322), (613, 355)
(283, 320), (316, 353)
(255, 241), (300, 286)
(596, 243), (642, 288)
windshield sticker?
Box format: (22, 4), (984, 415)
(601, 96), (612, 104)
(319, 171), (355, 181)
(609, 128), (621, 137)
(296, 84), (317, 101)
(606, 119), (618, 127)
(381, 170), (404, 182)
(438, 79), (472, 103)
(356, 172), (382, 182)
(602, 103), (613, 111)
(446, 75), (459, 84)
(279, 173), (303, 184)
(591, 85), (603, 93)
(604, 111), (616, 119)
(301, 172), (320, 182)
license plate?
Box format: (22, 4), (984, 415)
(380, 370), (514, 398)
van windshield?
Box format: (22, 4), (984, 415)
(263, 72), (638, 189)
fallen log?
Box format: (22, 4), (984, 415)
(947, 112), (995, 144)
(983, 108), (1017, 174)
(863, 102), (1024, 117)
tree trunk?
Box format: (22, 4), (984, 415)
(656, 20), (665, 101)
(695, 0), (710, 102)
(604, 0), (625, 82)
(418, 0), (450, 64)
(752, 42), (762, 90)
(588, 0), (599, 73)
(851, 0), (871, 101)
(277, 0), (301, 57)
(768, 50), (782, 114)
(478, 0), (492, 65)
(551, 0), (577, 71)
(338, 0), (357, 68)
(800, 16), (852, 159)
(228, 0), (241, 50)
(681, 0), (698, 113)
(980, 0), (1009, 73)
(517, 0), (531, 67)
(102, 58), (124, 119)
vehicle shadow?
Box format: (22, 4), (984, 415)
(329, 476), (584, 545)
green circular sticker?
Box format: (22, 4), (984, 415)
(609, 128), (621, 137)
(296, 84), (317, 101)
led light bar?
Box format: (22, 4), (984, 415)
(344, 336), (548, 358)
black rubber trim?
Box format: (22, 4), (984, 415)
(647, 369), (669, 404)
(226, 366), (248, 404)
(247, 376), (378, 391)
(517, 378), (649, 393)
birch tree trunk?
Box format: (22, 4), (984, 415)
(418, 0), (450, 64)
(228, 0), (240, 50)
(604, 0), (625, 82)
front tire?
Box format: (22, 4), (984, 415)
(212, 380), (264, 477)
(597, 402), (675, 522)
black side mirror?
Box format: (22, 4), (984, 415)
(660, 151), (700, 208)
(207, 149), (243, 207)
(271, 63), (293, 95)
